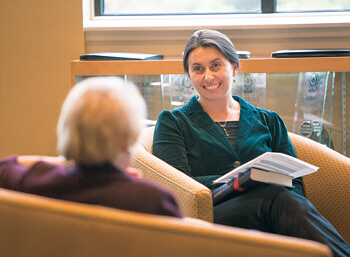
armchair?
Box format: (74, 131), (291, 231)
(132, 126), (350, 243)
(0, 188), (331, 257)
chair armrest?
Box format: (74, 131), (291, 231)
(289, 132), (350, 243)
(132, 142), (213, 222)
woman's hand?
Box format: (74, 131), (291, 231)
(17, 155), (67, 167)
(125, 167), (143, 179)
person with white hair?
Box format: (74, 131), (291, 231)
(0, 76), (182, 217)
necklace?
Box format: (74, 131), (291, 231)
(217, 113), (230, 137)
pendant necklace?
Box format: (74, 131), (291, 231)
(218, 113), (230, 137)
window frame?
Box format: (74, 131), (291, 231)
(94, 0), (350, 17)
(83, 0), (350, 59)
(85, 0), (350, 31)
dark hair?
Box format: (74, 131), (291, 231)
(183, 29), (240, 73)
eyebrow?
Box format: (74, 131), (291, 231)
(210, 58), (222, 64)
(190, 58), (222, 67)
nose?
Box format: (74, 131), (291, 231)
(204, 68), (214, 82)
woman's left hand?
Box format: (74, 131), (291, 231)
(125, 167), (143, 179)
(17, 155), (67, 167)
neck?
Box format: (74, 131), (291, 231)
(199, 96), (240, 122)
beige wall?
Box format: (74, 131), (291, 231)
(85, 25), (350, 59)
(0, 1), (85, 157)
(1, 1), (349, 158)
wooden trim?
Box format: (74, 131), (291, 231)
(240, 57), (350, 74)
(71, 57), (350, 86)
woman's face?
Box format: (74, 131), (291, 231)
(187, 46), (238, 103)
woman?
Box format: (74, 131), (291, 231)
(0, 77), (182, 218)
(153, 29), (349, 256)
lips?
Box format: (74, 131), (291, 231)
(204, 83), (221, 90)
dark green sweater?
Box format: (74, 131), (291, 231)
(153, 95), (304, 197)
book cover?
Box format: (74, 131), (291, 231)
(212, 167), (294, 206)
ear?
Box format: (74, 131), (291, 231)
(232, 63), (238, 76)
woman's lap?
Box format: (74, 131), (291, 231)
(213, 184), (350, 257)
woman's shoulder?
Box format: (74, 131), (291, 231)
(158, 102), (195, 122)
(254, 106), (280, 117)
(234, 96), (284, 126)
(158, 108), (184, 122)
(253, 106), (285, 127)
(156, 108), (190, 134)
(235, 96), (279, 117)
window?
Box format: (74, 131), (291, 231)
(96, 0), (350, 16)
(86, 0), (350, 30)
(277, 1), (350, 13)
(100, 0), (261, 16)
(84, 0), (350, 59)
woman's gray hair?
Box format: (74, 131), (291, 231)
(57, 76), (146, 166)
(183, 29), (240, 73)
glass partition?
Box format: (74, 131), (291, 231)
(72, 57), (350, 157)
(75, 71), (348, 157)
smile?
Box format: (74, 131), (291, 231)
(204, 83), (220, 90)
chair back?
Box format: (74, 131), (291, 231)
(289, 132), (350, 243)
(0, 188), (331, 257)
(139, 126), (154, 153)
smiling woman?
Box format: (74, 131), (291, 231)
(152, 29), (350, 257)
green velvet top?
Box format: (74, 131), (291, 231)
(153, 95), (304, 197)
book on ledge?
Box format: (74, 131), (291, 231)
(212, 152), (318, 205)
(79, 52), (164, 61)
(271, 49), (350, 58)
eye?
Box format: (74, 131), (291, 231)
(192, 66), (204, 73)
(211, 62), (222, 71)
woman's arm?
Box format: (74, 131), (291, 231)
(153, 111), (194, 177)
(153, 111), (220, 188)
(0, 155), (67, 189)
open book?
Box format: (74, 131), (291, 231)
(213, 152), (318, 184)
(212, 152), (318, 205)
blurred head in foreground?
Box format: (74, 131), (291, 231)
(57, 76), (146, 169)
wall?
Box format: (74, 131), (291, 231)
(85, 24), (350, 58)
(1, 2), (349, 157)
(0, 1), (85, 157)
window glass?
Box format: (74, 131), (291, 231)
(276, 0), (350, 12)
(102, 0), (261, 15)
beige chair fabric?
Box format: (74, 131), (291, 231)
(132, 136), (213, 222)
(133, 126), (350, 243)
(289, 132), (350, 244)
(0, 188), (331, 257)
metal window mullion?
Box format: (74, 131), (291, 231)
(261, 0), (276, 13)
(94, 0), (104, 16)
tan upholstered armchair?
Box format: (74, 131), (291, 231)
(0, 188), (331, 257)
(132, 126), (350, 243)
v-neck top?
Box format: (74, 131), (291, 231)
(215, 121), (239, 147)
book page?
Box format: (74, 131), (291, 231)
(213, 152), (318, 184)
